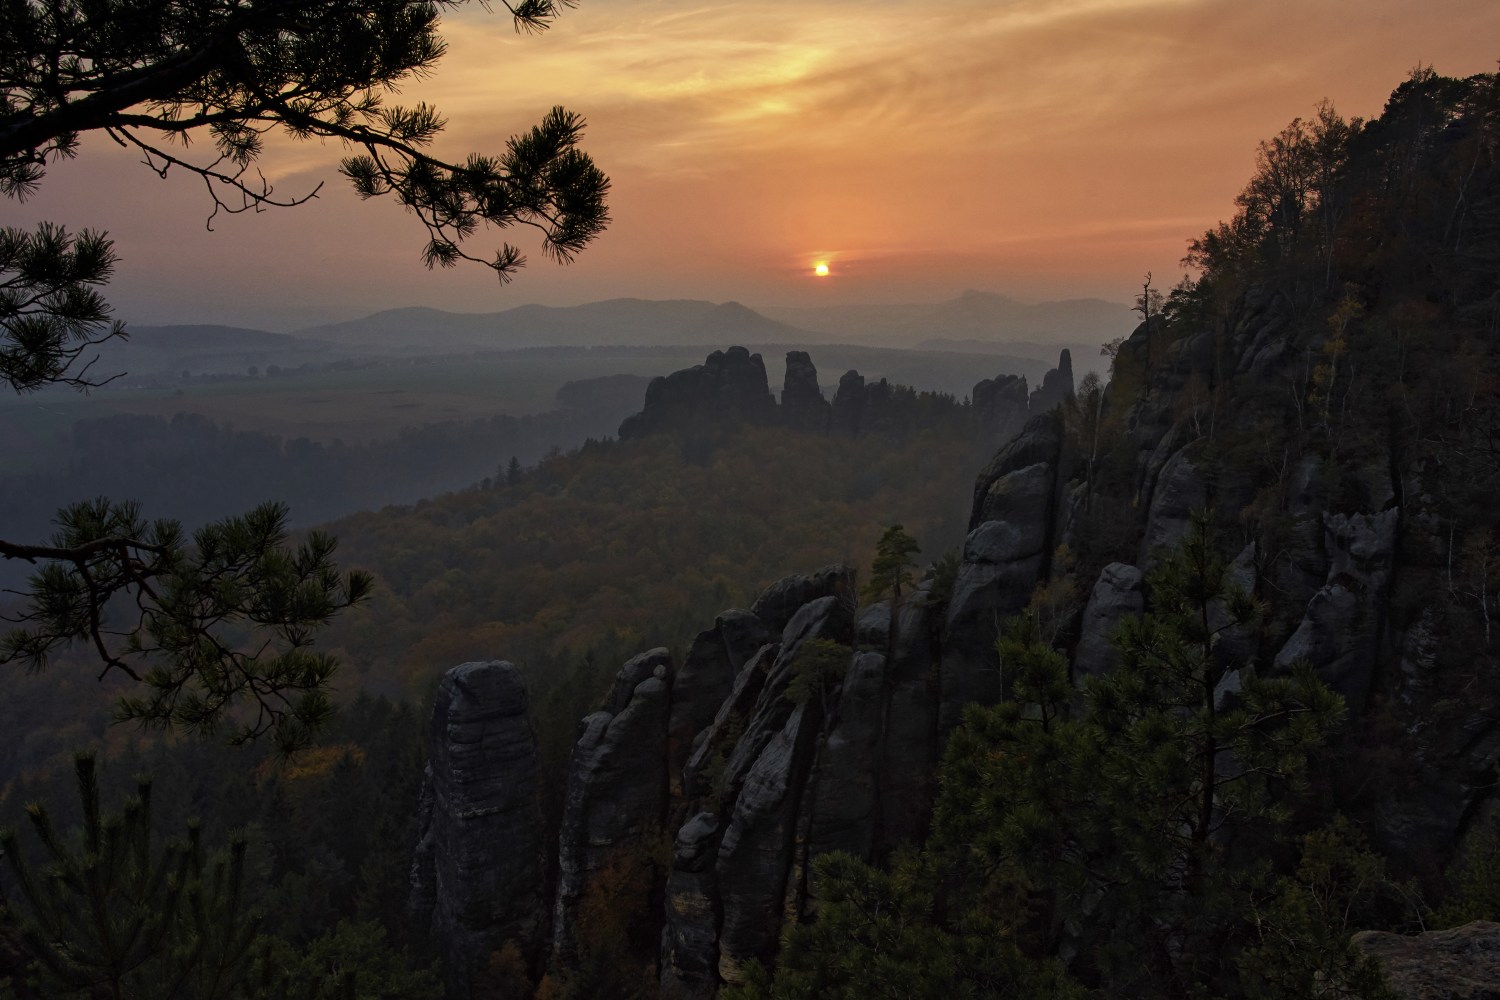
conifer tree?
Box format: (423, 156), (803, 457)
(935, 512), (1354, 996)
(862, 525), (920, 608)
(1, 500), (371, 752)
(735, 515), (1383, 999)
(0, 753), (263, 999)
(862, 524), (920, 664)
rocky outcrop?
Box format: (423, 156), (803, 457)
(553, 648), (674, 961)
(972, 373), (1030, 441)
(660, 813), (727, 1000)
(670, 613), (770, 805)
(1138, 447), (1208, 567)
(714, 700), (822, 984)
(415, 285), (1500, 998)
(662, 579), (874, 996)
(653, 563), (965, 995)
(969, 413), (1066, 530)
(817, 370), (900, 437)
(613, 344), (1048, 445)
(780, 351), (830, 433)
(1352, 922), (1500, 999)
(619, 346), (776, 439)
(1274, 509), (1399, 714)
(681, 641), (781, 807)
(749, 566), (851, 636)
(828, 370), (866, 437)
(879, 594), (943, 848)
(803, 651), (886, 860)
(1028, 348), (1074, 415)
(945, 414), (1064, 728)
(971, 349), (1074, 449)
(1073, 562), (1144, 681)
(410, 661), (544, 1000)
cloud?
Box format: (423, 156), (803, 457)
(15, 0), (1499, 327)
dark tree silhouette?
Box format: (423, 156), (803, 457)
(0, 0), (608, 748)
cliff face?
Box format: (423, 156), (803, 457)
(410, 416), (1066, 995)
(412, 301), (1500, 993)
(411, 67), (1500, 995)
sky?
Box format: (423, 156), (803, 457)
(5, 0), (1498, 331)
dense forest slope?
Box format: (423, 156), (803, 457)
(0, 348), (1031, 997)
(402, 65), (1500, 1000)
(0, 346), (1023, 834)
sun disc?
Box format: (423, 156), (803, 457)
(813, 261), (830, 277)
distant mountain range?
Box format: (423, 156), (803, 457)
(293, 299), (818, 352)
(288, 291), (1129, 358)
(82, 294), (1128, 383)
(758, 290), (1131, 363)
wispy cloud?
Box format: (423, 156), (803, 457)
(24, 0), (1499, 326)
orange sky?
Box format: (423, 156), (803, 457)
(6, 0), (1498, 330)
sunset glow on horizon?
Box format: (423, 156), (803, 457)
(6, 1), (1497, 331)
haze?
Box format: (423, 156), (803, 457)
(3, 0), (1497, 331)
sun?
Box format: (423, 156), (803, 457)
(813, 261), (830, 277)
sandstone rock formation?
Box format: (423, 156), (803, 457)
(1273, 509), (1399, 713)
(972, 372), (1029, 441)
(410, 661), (545, 1000)
(553, 648), (674, 961)
(670, 612), (770, 806)
(944, 414), (1065, 726)
(618, 346), (776, 439)
(1352, 922), (1500, 1000)
(418, 268), (1500, 996)
(828, 369), (866, 437)
(617, 348), (979, 442)
(780, 350), (830, 433)
(1028, 347), (1074, 415)
(1073, 561), (1144, 681)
